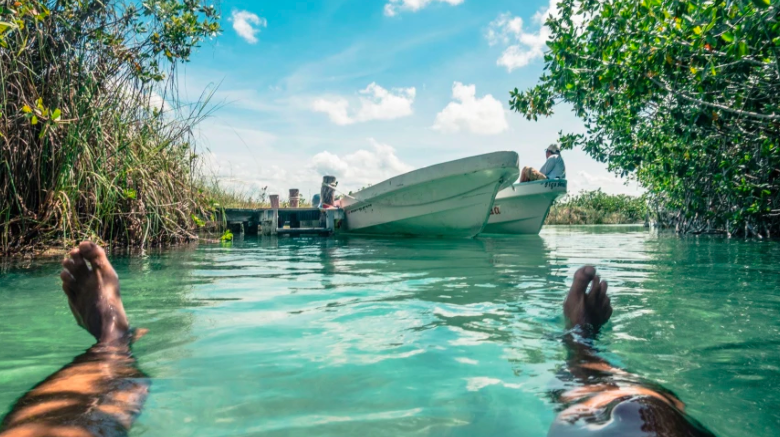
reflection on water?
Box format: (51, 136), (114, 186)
(1, 226), (778, 437)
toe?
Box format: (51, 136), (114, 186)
(574, 266), (596, 282)
(63, 249), (88, 277)
(62, 257), (76, 272)
(78, 241), (110, 270)
(570, 266), (596, 298)
(60, 269), (76, 299)
(586, 276), (599, 305)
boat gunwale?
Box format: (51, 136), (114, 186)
(494, 179), (568, 200)
(343, 151), (520, 206)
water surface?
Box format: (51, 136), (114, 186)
(1, 226), (779, 436)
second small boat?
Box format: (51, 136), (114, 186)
(481, 179), (567, 235)
(338, 151), (520, 238)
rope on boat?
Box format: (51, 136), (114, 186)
(322, 182), (358, 202)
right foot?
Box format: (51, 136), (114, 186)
(563, 266), (613, 331)
(60, 241), (129, 344)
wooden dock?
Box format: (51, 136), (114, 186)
(221, 207), (344, 236)
(221, 177), (342, 237)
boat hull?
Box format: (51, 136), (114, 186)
(481, 179), (567, 235)
(341, 152), (520, 238)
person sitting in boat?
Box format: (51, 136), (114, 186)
(520, 144), (566, 182)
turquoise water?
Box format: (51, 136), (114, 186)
(1, 226), (779, 436)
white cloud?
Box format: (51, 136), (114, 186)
(311, 98), (353, 125)
(488, 1), (592, 71)
(311, 83), (416, 126)
(117, 83), (170, 113)
(487, 9), (549, 71)
(310, 139), (415, 191)
(148, 90), (170, 113)
(433, 82), (508, 135)
(384, 0), (464, 17)
(568, 170), (645, 196)
(230, 10), (267, 44)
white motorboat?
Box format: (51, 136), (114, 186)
(338, 151), (520, 238)
(481, 179), (567, 235)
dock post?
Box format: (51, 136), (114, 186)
(261, 210), (278, 235)
(325, 208), (345, 234)
(269, 194), (280, 231)
(320, 176), (337, 228)
(321, 176), (337, 207)
(289, 189), (300, 208)
(288, 189), (300, 228)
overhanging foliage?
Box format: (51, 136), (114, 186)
(511, 0), (780, 237)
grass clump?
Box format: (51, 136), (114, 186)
(199, 179), (271, 209)
(0, 0), (220, 255)
(546, 190), (648, 225)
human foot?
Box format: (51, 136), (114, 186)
(60, 241), (129, 344)
(563, 266), (612, 331)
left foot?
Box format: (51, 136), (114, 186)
(60, 241), (129, 344)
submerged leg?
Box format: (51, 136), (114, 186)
(0, 242), (148, 437)
(549, 266), (715, 437)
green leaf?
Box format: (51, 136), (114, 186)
(191, 214), (206, 227)
(51, 108), (61, 121)
(30, 115), (38, 125)
(721, 31), (734, 43)
(738, 41), (748, 57)
(752, 0), (770, 8)
(0, 21), (18, 35)
(124, 189), (137, 200)
(693, 26), (702, 35)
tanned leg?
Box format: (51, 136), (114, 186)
(520, 167), (531, 182)
(0, 242), (149, 437)
(548, 266), (715, 437)
(520, 167), (548, 183)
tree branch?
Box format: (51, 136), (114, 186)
(648, 76), (780, 121)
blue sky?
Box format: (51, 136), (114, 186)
(182, 0), (642, 201)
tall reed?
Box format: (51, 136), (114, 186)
(0, 0), (219, 255)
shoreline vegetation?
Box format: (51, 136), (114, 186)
(0, 0), (220, 256)
(545, 190), (648, 226)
